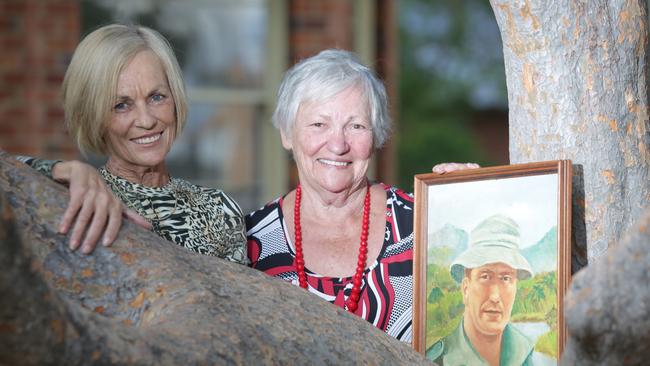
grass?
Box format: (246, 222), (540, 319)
(510, 312), (546, 323)
(535, 329), (558, 358)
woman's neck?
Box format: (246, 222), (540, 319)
(105, 159), (170, 187)
(299, 181), (369, 219)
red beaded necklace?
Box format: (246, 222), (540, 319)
(293, 184), (371, 312)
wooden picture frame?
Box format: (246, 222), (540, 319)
(413, 160), (572, 365)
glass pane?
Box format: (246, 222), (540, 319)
(83, 0), (268, 88)
(167, 102), (262, 213)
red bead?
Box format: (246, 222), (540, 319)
(359, 254), (367, 262)
(293, 183), (374, 313)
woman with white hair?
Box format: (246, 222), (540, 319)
(246, 49), (477, 342)
(20, 24), (248, 264)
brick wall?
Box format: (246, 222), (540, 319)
(0, 0), (397, 182)
(0, 0), (80, 159)
(289, 0), (354, 63)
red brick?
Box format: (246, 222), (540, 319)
(0, 18), (20, 33)
(0, 124), (18, 136)
(35, 18), (56, 32)
(291, 0), (325, 14)
(62, 16), (80, 35)
(3, 71), (28, 84)
(39, 126), (66, 136)
(2, 37), (24, 49)
(46, 107), (64, 120)
(3, 107), (26, 120)
(47, 1), (77, 14)
(2, 145), (40, 156)
(0, 52), (24, 69)
(46, 38), (72, 53)
(291, 16), (326, 31)
(47, 73), (64, 86)
(3, 1), (28, 14)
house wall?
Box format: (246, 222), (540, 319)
(0, 0), (397, 188)
(0, 0), (79, 159)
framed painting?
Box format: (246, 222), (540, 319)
(412, 160), (572, 365)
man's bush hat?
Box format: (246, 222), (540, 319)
(450, 214), (534, 283)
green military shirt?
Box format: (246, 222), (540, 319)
(426, 320), (534, 366)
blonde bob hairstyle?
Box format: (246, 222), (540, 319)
(62, 24), (187, 155)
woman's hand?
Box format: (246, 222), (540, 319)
(52, 161), (151, 254)
(431, 162), (480, 174)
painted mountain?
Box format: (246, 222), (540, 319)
(522, 226), (557, 274)
(427, 224), (468, 266)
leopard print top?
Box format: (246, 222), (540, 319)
(17, 156), (248, 264)
(99, 168), (248, 264)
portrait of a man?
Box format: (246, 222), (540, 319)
(426, 214), (535, 366)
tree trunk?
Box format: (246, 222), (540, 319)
(490, 0), (650, 270)
(0, 152), (430, 365)
(561, 206), (650, 365)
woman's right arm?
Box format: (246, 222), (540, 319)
(17, 157), (150, 253)
(15, 155), (61, 178)
(52, 161), (130, 253)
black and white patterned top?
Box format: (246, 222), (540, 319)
(17, 156), (248, 264)
(246, 184), (414, 342)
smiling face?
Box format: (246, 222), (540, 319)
(281, 85), (374, 195)
(462, 262), (518, 337)
(105, 50), (176, 173)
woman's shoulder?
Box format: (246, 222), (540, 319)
(378, 183), (414, 205)
(173, 178), (244, 216)
(244, 197), (282, 228)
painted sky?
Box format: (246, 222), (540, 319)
(427, 173), (558, 248)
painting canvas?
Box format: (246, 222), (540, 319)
(412, 161), (572, 366)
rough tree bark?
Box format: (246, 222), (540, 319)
(0, 153), (430, 365)
(490, 0), (650, 270)
(560, 206), (650, 365)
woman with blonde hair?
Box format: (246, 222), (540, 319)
(21, 24), (247, 264)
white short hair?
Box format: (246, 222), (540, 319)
(272, 49), (391, 148)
